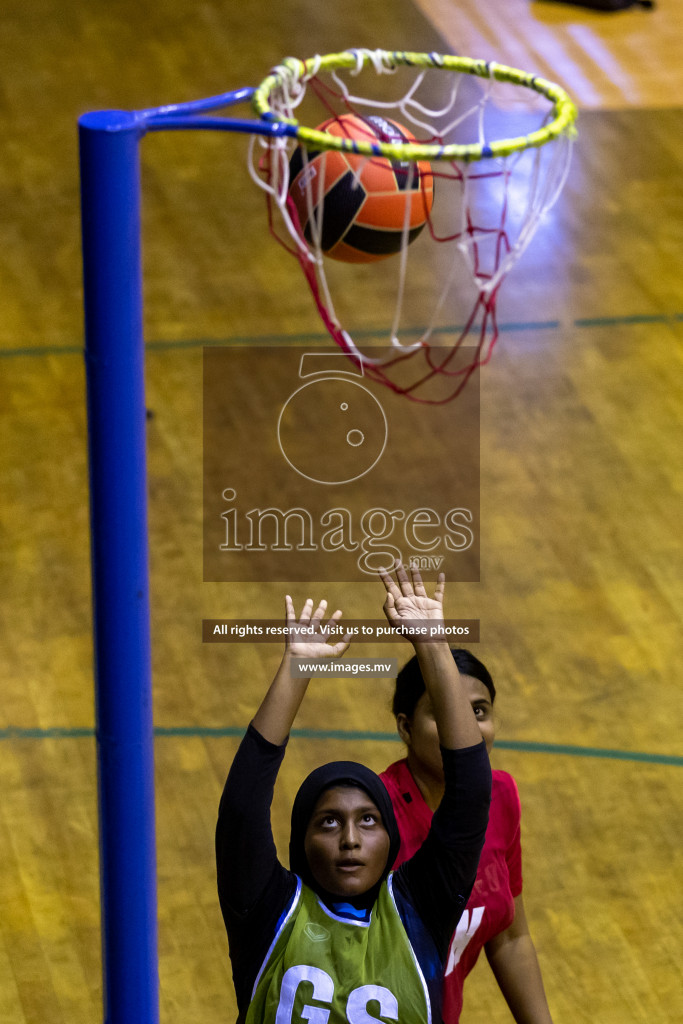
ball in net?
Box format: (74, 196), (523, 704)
(288, 114), (434, 264)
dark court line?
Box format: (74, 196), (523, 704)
(2, 313), (682, 360)
(1, 725), (680, 767)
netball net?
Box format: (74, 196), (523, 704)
(249, 49), (577, 403)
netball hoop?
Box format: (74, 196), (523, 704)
(78, 48), (575, 1024)
(250, 49), (577, 402)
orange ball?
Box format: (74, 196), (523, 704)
(288, 114), (434, 263)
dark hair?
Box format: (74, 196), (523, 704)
(391, 648), (496, 719)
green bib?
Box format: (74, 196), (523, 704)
(245, 875), (431, 1023)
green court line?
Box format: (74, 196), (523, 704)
(493, 739), (683, 766)
(1, 724), (681, 766)
(573, 313), (675, 328)
(0, 726), (95, 739)
(0, 343), (84, 358)
(3, 313), (682, 359)
(497, 321), (560, 332)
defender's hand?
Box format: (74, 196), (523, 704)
(379, 560), (445, 634)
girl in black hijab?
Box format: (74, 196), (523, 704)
(216, 564), (491, 1023)
(288, 758), (402, 908)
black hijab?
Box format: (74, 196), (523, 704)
(289, 760), (401, 907)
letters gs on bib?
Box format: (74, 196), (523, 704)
(277, 964), (399, 1023)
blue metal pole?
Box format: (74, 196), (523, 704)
(79, 110), (159, 1024)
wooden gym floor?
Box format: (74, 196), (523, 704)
(1, 0), (681, 1021)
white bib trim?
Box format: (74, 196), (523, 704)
(251, 877), (303, 999)
(387, 873), (432, 1024)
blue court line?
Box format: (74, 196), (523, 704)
(1, 725), (681, 766)
(2, 313), (682, 359)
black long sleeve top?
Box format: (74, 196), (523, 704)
(217, 723), (491, 1022)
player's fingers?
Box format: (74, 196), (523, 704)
(434, 573), (446, 602)
(320, 608), (343, 640)
(410, 564), (427, 596)
(394, 560), (413, 597)
(311, 599), (328, 625)
(331, 635), (353, 655)
(378, 565), (401, 598)
(377, 565), (394, 585)
(298, 597), (314, 625)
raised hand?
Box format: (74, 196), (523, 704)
(251, 596), (351, 746)
(379, 560), (445, 634)
(284, 595), (351, 659)
(379, 562), (483, 751)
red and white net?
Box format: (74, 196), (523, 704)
(248, 50), (575, 402)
